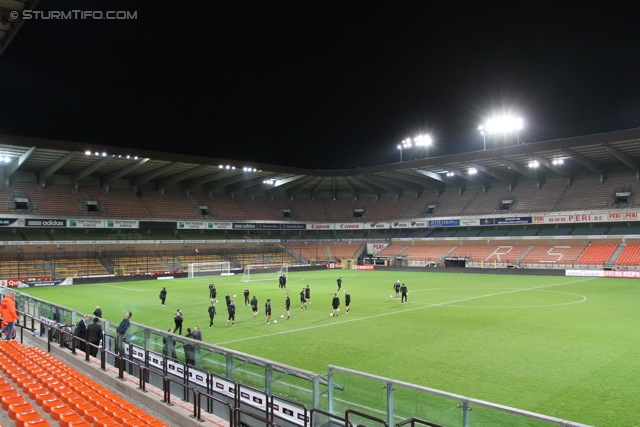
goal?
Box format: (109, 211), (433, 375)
(241, 263), (288, 283)
(187, 261), (232, 278)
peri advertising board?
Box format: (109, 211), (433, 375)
(535, 212), (639, 224)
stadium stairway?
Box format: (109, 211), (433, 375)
(1, 332), (225, 427)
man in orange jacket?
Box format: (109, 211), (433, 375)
(1, 291), (18, 340)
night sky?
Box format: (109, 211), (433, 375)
(1, 1), (639, 169)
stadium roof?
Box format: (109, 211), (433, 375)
(0, 0), (38, 57)
(1, 128), (639, 199)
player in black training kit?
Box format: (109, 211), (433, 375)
(400, 283), (408, 304)
(209, 283), (216, 300)
(337, 276), (342, 291)
(251, 296), (258, 319)
(394, 280), (401, 299)
(345, 291), (351, 313)
(331, 293), (340, 317)
(285, 293), (291, 320)
(300, 288), (307, 310)
(226, 300), (236, 326)
(208, 301), (216, 327)
(243, 287), (250, 306)
(265, 299), (272, 323)
(305, 285), (311, 304)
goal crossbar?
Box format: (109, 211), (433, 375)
(241, 263), (288, 283)
(188, 261), (232, 278)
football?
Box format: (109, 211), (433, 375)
(330, 313), (333, 317)
(274, 320), (278, 324)
(390, 295), (393, 298)
(233, 294), (236, 297)
(343, 290), (346, 293)
(280, 315), (284, 318)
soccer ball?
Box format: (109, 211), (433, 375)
(216, 300), (219, 303)
(274, 320), (278, 324)
(390, 295), (393, 298)
(330, 313), (333, 317)
(280, 315), (284, 318)
(233, 294), (236, 297)
(343, 290), (346, 293)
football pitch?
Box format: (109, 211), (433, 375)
(20, 270), (640, 427)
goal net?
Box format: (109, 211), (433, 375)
(241, 263), (288, 283)
(187, 261), (231, 278)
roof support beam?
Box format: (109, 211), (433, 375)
(388, 172), (445, 194)
(531, 155), (572, 180)
(101, 158), (149, 191)
(603, 143), (640, 179)
(71, 156), (112, 191)
(342, 177), (358, 199)
(286, 176), (317, 200)
(414, 169), (465, 194)
(498, 158), (538, 180)
(310, 177), (326, 201)
(353, 176), (382, 199)
(181, 171), (225, 191)
(37, 151), (75, 187)
(467, 162), (516, 188)
(157, 165), (210, 193)
(364, 175), (405, 196)
(562, 148), (606, 179)
(226, 176), (272, 196)
(130, 162), (180, 190)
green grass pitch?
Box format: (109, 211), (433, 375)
(20, 270), (640, 427)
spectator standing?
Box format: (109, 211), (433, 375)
(208, 301), (216, 327)
(193, 325), (202, 341)
(86, 317), (102, 357)
(184, 328), (196, 365)
(93, 306), (102, 318)
(0, 291), (18, 341)
(116, 311), (132, 357)
(174, 309), (184, 335)
(74, 314), (89, 351)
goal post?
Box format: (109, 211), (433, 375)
(241, 263), (288, 283)
(187, 261), (232, 278)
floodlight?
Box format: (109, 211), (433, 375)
(468, 168), (477, 175)
(3, 157), (9, 163)
(225, 165), (230, 169)
(446, 172), (455, 177)
(85, 150), (91, 155)
(485, 116), (523, 133)
(528, 161), (539, 168)
(552, 159), (564, 165)
(413, 135), (432, 146)
(219, 165), (223, 168)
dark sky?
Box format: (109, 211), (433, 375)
(1, 1), (639, 169)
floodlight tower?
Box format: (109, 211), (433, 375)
(397, 138), (412, 162)
(413, 134), (432, 158)
(479, 116), (524, 150)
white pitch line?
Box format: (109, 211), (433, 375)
(215, 277), (595, 345)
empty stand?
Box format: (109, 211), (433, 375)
(553, 176), (634, 212)
(429, 188), (481, 217)
(576, 243), (618, 266)
(510, 181), (567, 213)
(615, 243), (640, 267)
(519, 244), (587, 268)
